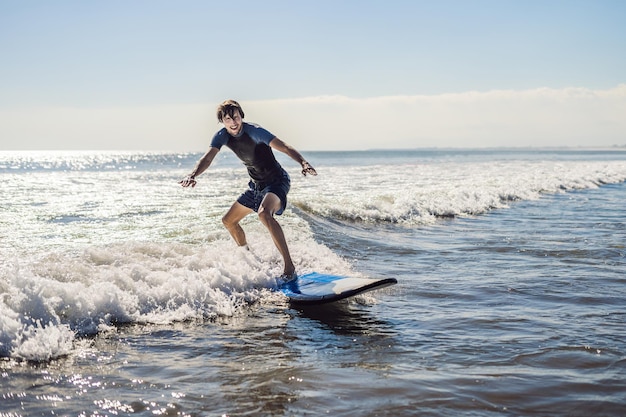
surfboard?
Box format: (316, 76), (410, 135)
(279, 272), (397, 305)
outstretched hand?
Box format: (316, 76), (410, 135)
(179, 176), (197, 187)
(301, 161), (318, 176)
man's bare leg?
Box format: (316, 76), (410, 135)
(222, 202), (253, 247)
(257, 193), (295, 276)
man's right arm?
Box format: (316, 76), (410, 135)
(179, 147), (220, 187)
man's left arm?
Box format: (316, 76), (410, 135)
(270, 137), (318, 176)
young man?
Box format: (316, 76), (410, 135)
(180, 100), (317, 282)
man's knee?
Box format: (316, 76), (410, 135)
(222, 214), (235, 229)
(257, 206), (275, 225)
(259, 193), (282, 220)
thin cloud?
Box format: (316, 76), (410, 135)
(249, 85), (626, 149)
(1, 85), (624, 151)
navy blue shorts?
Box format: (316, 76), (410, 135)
(237, 172), (291, 215)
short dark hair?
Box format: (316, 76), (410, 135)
(217, 100), (245, 122)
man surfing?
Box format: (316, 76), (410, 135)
(179, 100), (317, 282)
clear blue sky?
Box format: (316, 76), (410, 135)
(1, 0), (625, 150)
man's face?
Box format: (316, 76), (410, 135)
(222, 111), (243, 136)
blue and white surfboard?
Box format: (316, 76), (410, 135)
(279, 272), (397, 305)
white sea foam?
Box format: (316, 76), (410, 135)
(0, 229), (351, 360)
(291, 160), (626, 224)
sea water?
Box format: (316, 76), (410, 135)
(0, 148), (625, 416)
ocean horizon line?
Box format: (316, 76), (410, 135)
(2, 144), (626, 154)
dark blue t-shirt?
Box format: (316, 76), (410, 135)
(210, 122), (285, 184)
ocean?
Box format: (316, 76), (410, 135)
(1, 148), (625, 416)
